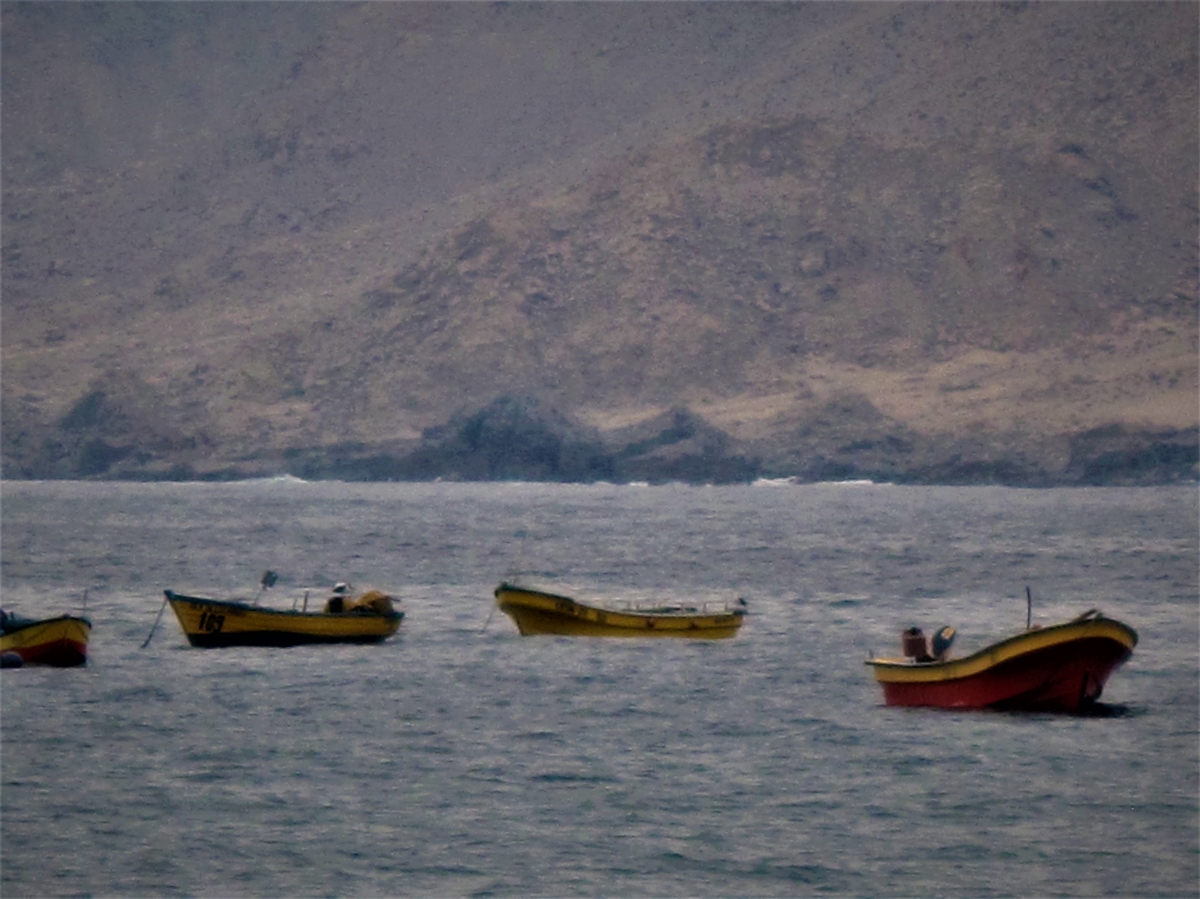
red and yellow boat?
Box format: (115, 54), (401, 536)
(0, 611), (91, 667)
(494, 582), (746, 639)
(867, 609), (1137, 713)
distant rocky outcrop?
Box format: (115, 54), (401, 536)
(1062, 425), (1200, 487)
(12, 382), (1191, 486)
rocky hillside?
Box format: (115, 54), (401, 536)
(2, 3), (1196, 484)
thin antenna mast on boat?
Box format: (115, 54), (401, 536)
(1025, 585), (1033, 630)
(506, 529), (530, 585)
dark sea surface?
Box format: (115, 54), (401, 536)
(1, 480), (1196, 898)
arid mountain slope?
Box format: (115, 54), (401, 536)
(2, 2), (1196, 483)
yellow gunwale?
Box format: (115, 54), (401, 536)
(494, 582), (745, 635)
(866, 615), (1137, 683)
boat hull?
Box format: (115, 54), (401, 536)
(868, 615), (1137, 713)
(494, 583), (744, 639)
(0, 615), (91, 667)
(165, 591), (402, 647)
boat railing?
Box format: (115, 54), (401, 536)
(608, 599), (744, 615)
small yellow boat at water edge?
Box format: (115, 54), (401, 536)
(494, 582), (746, 639)
(1, 611), (91, 667)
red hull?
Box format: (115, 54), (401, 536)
(9, 638), (89, 668)
(880, 637), (1131, 712)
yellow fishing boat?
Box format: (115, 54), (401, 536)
(0, 611), (91, 667)
(164, 586), (403, 648)
(494, 582), (746, 638)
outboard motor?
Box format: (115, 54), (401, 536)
(931, 625), (956, 661)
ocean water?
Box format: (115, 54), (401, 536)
(1, 480), (1196, 898)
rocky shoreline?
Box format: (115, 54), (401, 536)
(8, 395), (1194, 488)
